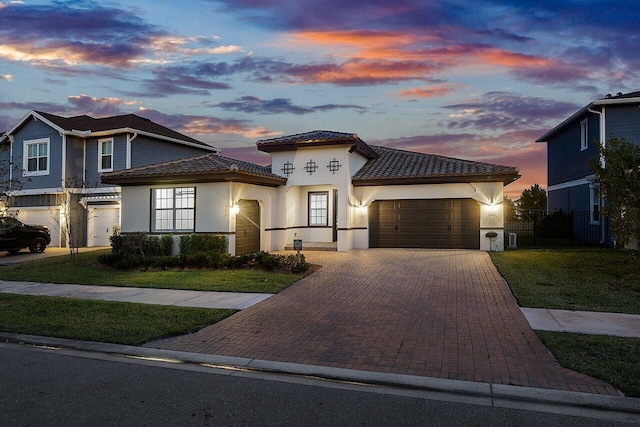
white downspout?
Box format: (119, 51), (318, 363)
(8, 135), (13, 188)
(587, 106), (606, 244)
(126, 133), (137, 169)
(61, 132), (66, 187)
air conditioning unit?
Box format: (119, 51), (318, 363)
(508, 233), (517, 249)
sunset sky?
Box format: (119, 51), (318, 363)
(1, 0), (639, 198)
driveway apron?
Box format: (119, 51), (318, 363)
(146, 249), (618, 395)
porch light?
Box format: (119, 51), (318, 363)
(230, 203), (240, 215)
(356, 205), (367, 217)
(488, 203), (498, 213)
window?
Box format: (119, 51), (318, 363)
(98, 138), (113, 172)
(23, 138), (49, 176)
(590, 185), (600, 224)
(580, 118), (588, 151)
(152, 187), (195, 232)
(308, 192), (328, 226)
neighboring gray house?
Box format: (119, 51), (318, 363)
(536, 90), (640, 245)
(0, 110), (217, 247)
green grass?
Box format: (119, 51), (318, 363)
(490, 247), (640, 314)
(0, 249), (305, 293)
(0, 293), (235, 345)
(538, 331), (640, 397)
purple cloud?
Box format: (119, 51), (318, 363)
(211, 96), (367, 115)
(442, 92), (580, 131)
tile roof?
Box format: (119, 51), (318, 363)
(257, 130), (378, 159)
(352, 145), (520, 185)
(32, 111), (213, 149)
(101, 153), (286, 187)
(599, 90), (640, 100)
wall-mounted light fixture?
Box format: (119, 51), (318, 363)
(230, 203), (240, 215)
(356, 204), (366, 217)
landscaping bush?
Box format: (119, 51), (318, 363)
(179, 233), (227, 255)
(101, 231), (308, 274)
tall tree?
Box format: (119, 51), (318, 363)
(591, 136), (640, 248)
(518, 184), (547, 222)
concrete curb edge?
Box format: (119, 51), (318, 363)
(2, 332), (639, 420)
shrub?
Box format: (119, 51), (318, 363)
(180, 233), (227, 255)
(105, 232), (175, 269)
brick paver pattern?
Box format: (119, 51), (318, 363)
(147, 249), (618, 395)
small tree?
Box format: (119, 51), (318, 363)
(591, 136), (640, 248)
(503, 196), (517, 221)
(518, 184), (547, 222)
(0, 136), (26, 215)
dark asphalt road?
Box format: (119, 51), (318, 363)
(0, 342), (628, 426)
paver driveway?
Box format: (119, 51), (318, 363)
(147, 249), (617, 395)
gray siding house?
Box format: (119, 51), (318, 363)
(536, 91), (640, 245)
(0, 110), (217, 247)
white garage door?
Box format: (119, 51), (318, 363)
(12, 208), (61, 247)
(88, 207), (120, 247)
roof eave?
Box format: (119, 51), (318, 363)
(352, 173), (520, 187)
(102, 171), (286, 187)
(593, 96), (640, 105)
(7, 110), (66, 136)
(67, 128), (219, 152)
(535, 104), (592, 143)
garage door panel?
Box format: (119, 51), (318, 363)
(370, 199), (479, 249)
(14, 209), (61, 247)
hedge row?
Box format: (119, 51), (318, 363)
(99, 232), (308, 273)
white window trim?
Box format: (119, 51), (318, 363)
(152, 187), (196, 232)
(23, 137), (50, 177)
(590, 184), (601, 225)
(98, 137), (114, 173)
(308, 191), (328, 227)
(580, 118), (588, 151)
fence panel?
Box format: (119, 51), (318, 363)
(505, 210), (607, 248)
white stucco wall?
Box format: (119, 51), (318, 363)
(118, 144), (509, 253)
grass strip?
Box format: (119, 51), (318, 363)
(537, 331), (640, 398)
(0, 250), (304, 293)
(490, 247), (640, 313)
(0, 293), (235, 346)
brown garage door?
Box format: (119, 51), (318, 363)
(235, 200), (260, 255)
(369, 199), (479, 249)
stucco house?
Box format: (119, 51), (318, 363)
(102, 130), (519, 254)
(0, 110), (217, 247)
(536, 90), (640, 245)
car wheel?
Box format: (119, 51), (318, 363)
(29, 237), (47, 253)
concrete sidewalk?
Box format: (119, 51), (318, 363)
(0, 280), (272, 310)
(1, 279), (639, 337)
(521, 307), (640, 338)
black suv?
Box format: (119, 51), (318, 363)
(0, 216), (51, 254)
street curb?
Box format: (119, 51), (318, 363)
(2, 332), (639, 422)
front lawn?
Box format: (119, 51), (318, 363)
(491, 247), (640, 396)
(538, 331), (640, 398)
(0, 249), (306, 294)
(490, 247), (640, 314)
(0, 293), (235, 345)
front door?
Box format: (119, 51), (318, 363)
(235, 200), (260, 255)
